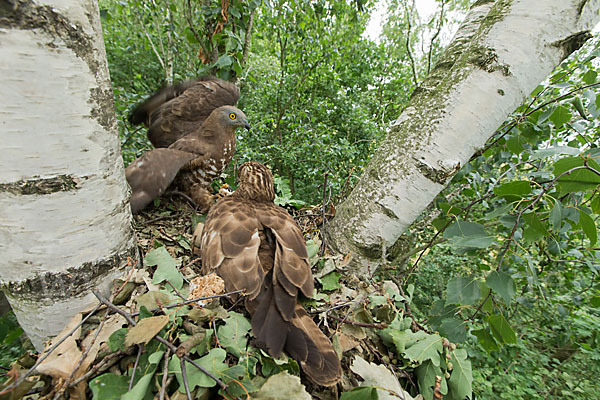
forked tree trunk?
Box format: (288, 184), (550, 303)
(0, 0), (138, 350)
(326, 0), (600, 274)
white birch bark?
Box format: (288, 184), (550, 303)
(326, 0), (600, 274)
(0, 0), (138, 350)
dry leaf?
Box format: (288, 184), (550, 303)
(124, 315), (169, 347)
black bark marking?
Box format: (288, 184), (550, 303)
(0, 175), (82, 195)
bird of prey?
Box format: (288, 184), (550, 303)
(200, 161), (342, 386)
(129, 76), (241, 148)
(125, 105), (250, 214)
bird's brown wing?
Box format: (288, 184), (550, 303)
(128, 79), (198, 126)
(125, 148), (197, 214)
(200, 197), (264, 301)
(256, 204), (315, 309)
(133, 78), (240, 148)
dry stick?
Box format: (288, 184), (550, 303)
(320, 172), (329, 256)
(92, 291), (228, 392)
(130, 290), (243, 317)
(166, 280), (186, 301)
(158, 348), (171, 400)
(69, 350), (126, 387)
(0, 303), (102, 396)
(327, 314), (387, 330)
(60, 307), (110, 397)
(180, 358), (193, 400)
(129, 344), (144, 390)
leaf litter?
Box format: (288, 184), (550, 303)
(2, 200), (471, 399)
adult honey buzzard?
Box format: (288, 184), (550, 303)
(200, 162), (342, 386)
(125, 78), (249, 214)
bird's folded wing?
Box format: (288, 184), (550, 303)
(257, 205), (315, 300)
(125, 148), (197, 214)
(201, 198), (264, 300)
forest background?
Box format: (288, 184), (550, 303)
(2, 0), (599, 399)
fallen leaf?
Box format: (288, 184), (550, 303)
(252, 371), (311, 400)
(124, 315), (169, 347)
(351, 356), (415, 400)
(136, 291), (170, 311)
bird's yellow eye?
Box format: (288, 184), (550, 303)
(229, 113), (236, 120)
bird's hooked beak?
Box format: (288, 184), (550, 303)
(244, 121), (250, 131)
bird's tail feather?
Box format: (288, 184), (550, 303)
(250, 283), (342, 386)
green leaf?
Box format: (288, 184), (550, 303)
(583, 69), (598, 85)
(108, 328), (128, 352)
(472, 328), (499, 352)
(146, 247), (183, 290)
(170, 348), (228, 390)
(579, 209), (598, 246)
(444, 221), (494, 250)
(486, 271), (515, 304)
(440, 318), (467, 343)
(493, 181), (532, 198)
(488, 314), (517, 345)
(318, 271), (342, 291)
(571, 96), (588, 120)
(252, 371), (311, 399)
(340, 387), (379, 400)
(89, 373), (129, 400)
(447, 349), (472, 400)
(446, 276), (480, 306)
(215, 54), (233, 67)
(404, 333), (443, 365)
(530, 146), (580, 160)
(549, 199), (563, 230)
(553, 156), (600, 194)
(549, 105), (572, 128)
(416, 360), (446, 400)
(218, 311), (251, 358)
(121, 368), (156, 400)
(522, 212), (549, 242)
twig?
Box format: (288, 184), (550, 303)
(166, 280), (187, 301)
(426, 0), (445, 74)
(159, 348), (171, 400)
(320, 172), (329, 256)
(327, 314), (387, 329)
(129, 344), (144, 390)
(130, 290), (243, 317)
(61, 308), (110, 395)
(92, 291), (228, 391)
(180, 357), (193, 400)
(403, 1), (418, 86)
(69, 350), (126, 387)
(0, 303), (102, 396)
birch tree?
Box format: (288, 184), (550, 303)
(326, 0), (600, 274)
(0, 0), (138, 350)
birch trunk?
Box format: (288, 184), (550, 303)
(326, 0), (600, 274)
(0, 0), (138, 350)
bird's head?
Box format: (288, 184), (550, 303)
(213, 105), (250, 131)
(236, 161), (275, 202)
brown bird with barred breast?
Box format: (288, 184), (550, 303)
(125, 77), (249, 214)
(200, 161), (342, 387)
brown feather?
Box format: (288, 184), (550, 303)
(125, 105), (249, 214)
(129, 76), (240, 148)
(200, 162), (342, 386)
